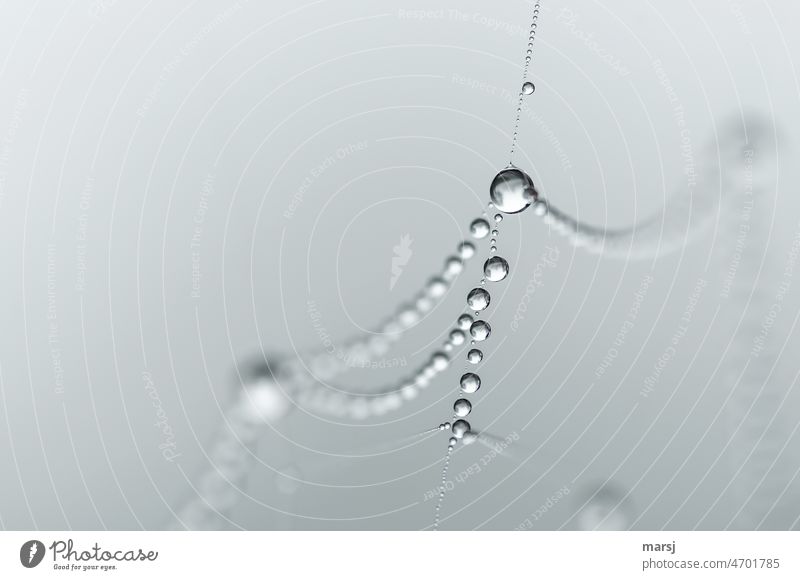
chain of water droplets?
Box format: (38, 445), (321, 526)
(432, 208), (506, 529)
(434, 219), (508, 523)
(432, 2), (541, 529)
(508, 1), (541, 165)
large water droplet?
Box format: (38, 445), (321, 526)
(467, 348), (483, 364)
(452, 419), (471, 439)
(470, 320), (491, 341)
(454, 398), (472, 417)
(466, 287), (491, 311)
(460, 372), (481, 394)
(522, 81), (535, 95)
(490, 168), (537, 214)
(470, 218), (490, 239)
(484, 256), (509, 282)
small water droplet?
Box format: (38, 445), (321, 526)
(522, 81), (535, 95)
(458, 241), (475, 259)
(460, 372), (481, 394)
(467, 348), (483, 364)
(449, 328), (466, 346)
(466, 288), (491, 311)
(494, 214), (503, 223)
(399, 307), (420, 327)
(426, 277), (448, 298)
(532, 199), (548, 216)
(484, 256), (509, 282)
(457, 313), (473, 329)
(470, 320), (491, 341)
(469, 218), (491, 239)
(431, 352), (449, 372)
(462, 431), (478, 445)
(415, 295), (433, 312)
(444, 256), (464, 279)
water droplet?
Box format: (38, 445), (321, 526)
(431, 352), (449, 372)
(452, 420), (471, 439)
(415, 295), (433, 312)
(399, 307), (420, 326)
(466, 287), (491, 311)
(443, 422), (451, 429)
(444, 256), (464, 279)
(470, 320), (491, 341)
(490, 168), (537, 214)
(449, 436), (457, 446)
(467, 348), (483, 364)
(484, 256), (509, 282)
(438, 423), (446, 431)
(489, 246), (497, 253)
(454, 398), (472, 417)
(458, 241), (475, 259)
(449, 328), (466, 346)
(426, 277), (448, 298)
(462, 431), (478, 445)
(457, 313), (473, 329)
(532, 199), (548, 216)
(491, 229), (498, 237)
(470, 218), (491, 239)
(494, 214), (503, 223)
(522, 81), (535, 95)
(460, 372), (481, 394)
(575, 483), (635, 531)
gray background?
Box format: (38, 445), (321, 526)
(0, 0), (799, 530)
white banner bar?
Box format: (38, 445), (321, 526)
(1, 531), (797, 579)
